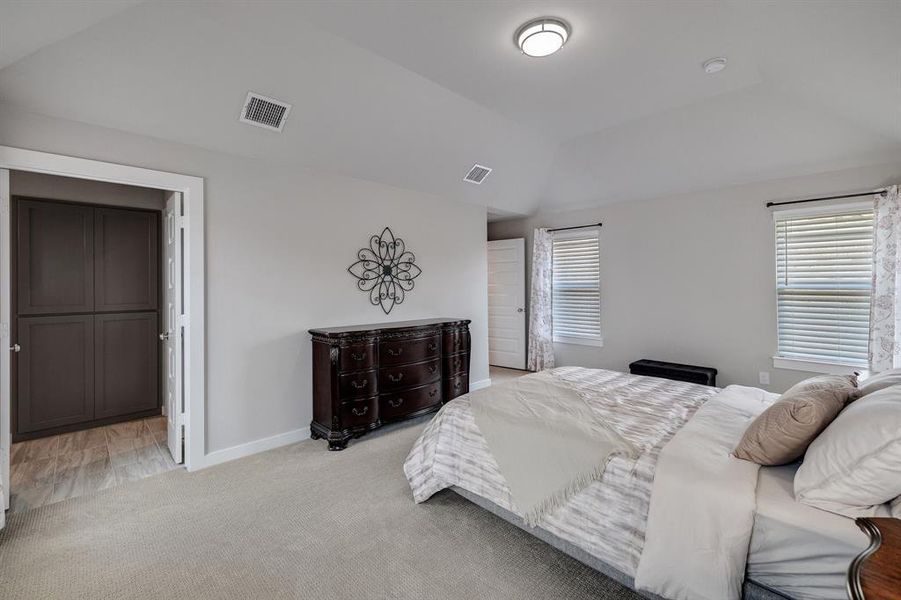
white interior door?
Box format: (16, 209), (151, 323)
(162, 191), (184, 464)
(487, 238), (526, 369)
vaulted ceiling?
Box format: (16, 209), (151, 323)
(1, 1), (899, 218)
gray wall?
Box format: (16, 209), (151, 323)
(0, 104), (489, 456)
(489, 162), (901, 393)
(10, 171), (165, 210)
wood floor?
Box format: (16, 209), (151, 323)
(9, 416), (179, 514)
(489, 365), (530, 385)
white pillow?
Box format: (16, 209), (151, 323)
(857, 367), (901, 397)
(892, 496), (901, 519)
(794, 385), (901, 517)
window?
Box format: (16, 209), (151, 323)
(552, 230), (602, 346)
(774, 206), (873, 371)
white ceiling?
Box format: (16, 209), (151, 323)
(0, 1), (899, 218)
(0, 1), (139, 70)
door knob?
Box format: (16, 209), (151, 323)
(517, 308), (524, 313)
(9, 344), (19, 353)
(159, 332), (170, 341)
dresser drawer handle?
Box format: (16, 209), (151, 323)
(387, 347), (403, 357)
(454, 381), (462, 389)
(429, 388), (438, 398)
(387, 373), (404, 383)
(427, 342), (437, 351)
(388, 397), (403, 408)
(428, 364), (437, 374)
(351, 352), (365, 361)
(350, 380), (368, 389)
(351, 405), (369, 417)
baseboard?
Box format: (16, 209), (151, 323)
(199, 427), (311, 469)
(198, 379), (491, 469)
(470, 378), (491, 391)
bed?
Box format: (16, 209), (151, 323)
(403, 367), (871, 600)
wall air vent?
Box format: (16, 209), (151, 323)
(239, 92), (292, 132)
(463, 164), (492, 185)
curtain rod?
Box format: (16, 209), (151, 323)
(548, 222), (602, 233)
(765, 189), (886, 208)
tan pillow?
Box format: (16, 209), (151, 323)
(733, 374), (857, 465)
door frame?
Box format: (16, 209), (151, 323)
(0, 146), (206, 514)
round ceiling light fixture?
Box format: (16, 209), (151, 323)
(516, 18), (570, 58)
(702, 57), (728, 74)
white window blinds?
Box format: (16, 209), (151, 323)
(552, 231), (601, 343)
(775, 208), (873, 367)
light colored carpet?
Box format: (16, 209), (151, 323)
(0, 421), (642, 600)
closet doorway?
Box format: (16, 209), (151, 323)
(0, 148), (205, 531)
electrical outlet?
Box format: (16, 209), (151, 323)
(759, 371), (770, 385)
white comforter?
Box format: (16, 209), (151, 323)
(635, 384), (778, 600)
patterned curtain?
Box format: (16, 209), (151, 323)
(527, 228), (555, 371)
(869, 185), (901, 372)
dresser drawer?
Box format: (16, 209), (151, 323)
(339, 397), (378, 428)
(380, 358), (440, 392)
(338, 369), (378, 399)
(380, 381), (441, 421)
(380, 334), (439, 366)
(444, 373), (469, 401)
(443, 352), (469, 376)
(442, 329), (470, 355)
(339, 343), (376, 372)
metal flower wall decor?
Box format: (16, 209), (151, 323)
(347, 227), (422, 314)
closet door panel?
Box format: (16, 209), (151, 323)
(16, 199), (94, 315)
(17, 315), (95, 432)
(95, 208), (159, 312)
(94, 312), (159, 419)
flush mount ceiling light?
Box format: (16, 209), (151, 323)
(702, 57), (728, 74)
(516, 18), (570, 58)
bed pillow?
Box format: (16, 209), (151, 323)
(733, 374), (857, 466)
(856, 367), (901, 398)
(794, 385), (901, 517)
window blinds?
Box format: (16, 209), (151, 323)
(552, 233), (601, 342)
(775, 208), (873, 367)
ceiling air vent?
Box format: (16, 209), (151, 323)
(239, 92), (292, 132)
(463, 164), (492, 185)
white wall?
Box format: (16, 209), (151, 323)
(10, 170), (165, 210)
(0, 104), (489, 456)
(489, 163), (901, 393)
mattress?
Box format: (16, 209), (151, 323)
(747, 464), (889, 600)
(405, 367), (718, 576)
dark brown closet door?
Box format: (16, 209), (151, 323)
(95, 208), (159, 312)
(17, 315), (94, 433)
(17, 200), (94, 315)
(94, 312), (159, 419)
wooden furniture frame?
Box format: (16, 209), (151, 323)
(309, 318), (470, 450)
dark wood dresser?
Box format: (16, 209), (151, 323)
(309, 318), (471, 450)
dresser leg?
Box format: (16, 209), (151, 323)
(328, 439), (348, 451)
